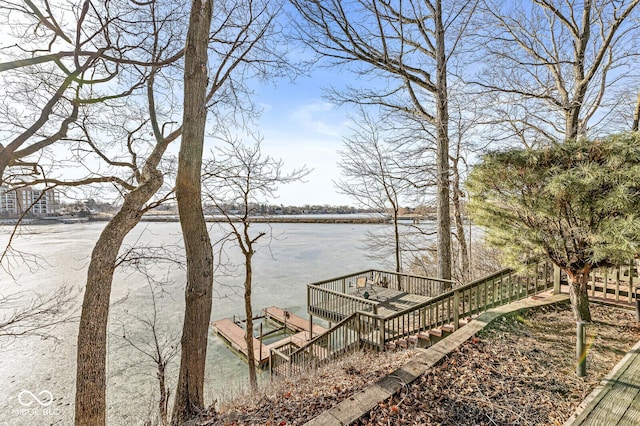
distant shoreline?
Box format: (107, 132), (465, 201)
(0, 214), (436, 226)
(141, 214), (436, 224)
(143, 215), (395, 224)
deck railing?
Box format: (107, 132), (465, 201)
(375, 262), (555, 345)
(271, 262), (556, 377)
(580, 261), (639, 304)
(306, 285), (379, 323)
(307, 269), (455, 322)
(269, 310), (383, 376)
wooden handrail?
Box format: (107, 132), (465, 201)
(308, 285), (380, 307)
(309, 268), (454, 288)
(272, 263), (555, 377)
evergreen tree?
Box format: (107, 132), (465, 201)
(467, 133), (640, 321)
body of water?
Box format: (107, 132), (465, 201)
(0, 221), (389, 425)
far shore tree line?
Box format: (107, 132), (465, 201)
(48, 199), (404, 217)
(2, 194), (430, 218)
(1, 1), (640, 425)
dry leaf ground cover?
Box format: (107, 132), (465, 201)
(205, 302), (640, 425)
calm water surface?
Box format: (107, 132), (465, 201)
(0, 221), (387, 425)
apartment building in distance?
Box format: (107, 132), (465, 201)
(0, 185), (60, 217)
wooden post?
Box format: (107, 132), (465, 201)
(576, 322), (587, 377)
(453, 290), (460, 330)
(507, 274), (518, 303)
(615, 267), (620, 303)
(356, 313), (361, 350)
(259, 323), (263, 364)
(630, 261), (635, 304)
(378, 318), (385, 351)
(483, 279), (488, 310)
(553, 264), (561, 295)
(308, 313), (313, 339)
(544, 262), (548, 292)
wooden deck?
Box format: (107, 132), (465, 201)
(309, 286), (432, 322)
(568, 340), (640, 425)
(212, 307), (327, 368)
(371, 288), (432, 317)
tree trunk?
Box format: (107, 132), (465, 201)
(158, 362), (169, 426)
(451, 152), (469, 283)
(434, 0), (452, 281)
(392, 208), (401, 273)
(75, 170), (163, 426)
(567, 268), (592, 322)
(244, 253), (258, 391)
(567, 3), (591, 141)
(171, 0), (214, 424)
(633, 89), (640, 132)
(566, 98), (586, 140)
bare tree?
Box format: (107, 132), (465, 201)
(385, 84), (482, 283)
(474, 0), (640, 144)
(0, 0), (178, 186)
(0, 0), (289, 423)
(171, 0), (214, 422)
(0, 1), (285, 425)
(0, 284), (76, 347)
(0, 4), (184, 424)
(336, 109), (412, 273)
(447, 88), (484, 282)
(118, 276), (180, 426)
(290, 0), (479, 280)
(203, 135), (309, 392)
(634, 90), (640, 132)
(172, 0), (289, 422)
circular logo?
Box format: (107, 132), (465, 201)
(18, 390), (53, 407)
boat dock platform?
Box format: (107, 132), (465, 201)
(263, 306), (327, 335)
(212, 306), (327, 368)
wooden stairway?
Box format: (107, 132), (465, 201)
(384, 316), (476, 350)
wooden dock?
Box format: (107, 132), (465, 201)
(212, 307), (327, 368)
(567, 340), (640, 425)
(212, 318), (273, 367)
(263, 306), (327, 336)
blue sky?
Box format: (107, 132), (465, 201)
(249, 72), (355, 207)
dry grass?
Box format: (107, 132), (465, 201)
(202, 349), (417, 425)
(357, 302), (640, 425)
(202, 302), (640, 425)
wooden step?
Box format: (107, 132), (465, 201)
(429, 329), (443, 338)
(441, 324), (455, 333)
(418, 331), (431, 341)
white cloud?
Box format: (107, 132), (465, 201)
(288, 101), (349, 137)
